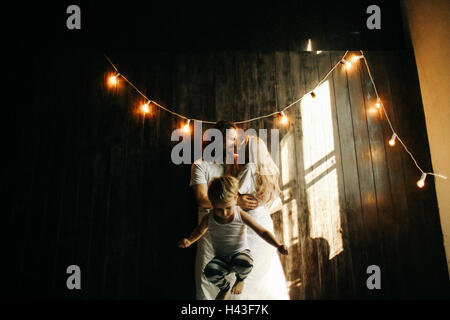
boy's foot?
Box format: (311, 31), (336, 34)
(231, 280), (245, 295)
(215, 290), (229, 300)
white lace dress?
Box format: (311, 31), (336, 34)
(227, 163), (290, 300)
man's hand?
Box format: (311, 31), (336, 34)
(177, 238), (191, 248)
(277, 244), (288, 255)
(238, 194), (258, 210)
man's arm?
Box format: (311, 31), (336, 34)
(240, 209), (288, 255)
(177, 214), (210, 248)
(192, 183), (213, 209)
(237, 194), (258, 211)
(192, 183), (258, 211)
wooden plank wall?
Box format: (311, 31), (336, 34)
(4, 49), (449, 299)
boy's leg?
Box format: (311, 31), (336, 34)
(203, 257), (232, 299)
(229, 249), (254, 295)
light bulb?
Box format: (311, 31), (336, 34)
(375, 98), (381, 109)
(280, 111), (288, 125)
(351, 55), (364, 63)
(316, 50), (322, 54)
(341, 59), (351, 69)
(306, 39), (312, 51)
(183, 119), (191, 133)
(389, 133), (397, 146)
(417, 173), (427, 188)
(109, 73), (120, 86)
(141, 101), (151, 114)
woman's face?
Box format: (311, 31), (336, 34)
(234, 136), (249, 166)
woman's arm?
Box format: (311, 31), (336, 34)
(177, 214), (210, 248)
(268, 197), (282, 214)
(239, 209), (288, 255)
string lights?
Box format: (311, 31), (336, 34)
(389, 133), (397, 146)
(375, 97), (381, 109)
(340, 59), (352, 69)
(359, 50), (447, 187)
(351, 55), (364, 63)
(279, 111), (289, 125)
(182, 119), (191, 133)
(417, 173), (427, 188)
(104, 50), (447, 188)
(141, 100), (151, 115)
(108, 72), (120, 86)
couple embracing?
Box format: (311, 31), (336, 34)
(187, 121), (289, 300)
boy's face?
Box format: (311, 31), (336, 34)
(212, 196), (237, 219)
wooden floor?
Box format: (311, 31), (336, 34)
(3, 49), (449, 299)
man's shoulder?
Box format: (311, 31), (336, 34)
(193, 158), (218, 167)
(191, 158), (206, 169)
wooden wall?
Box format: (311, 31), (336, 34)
(3, 48), (449, 299)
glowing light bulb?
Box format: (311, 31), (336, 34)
(316, 50), (322, 54)
(306, 38), (312, 51)
(417, 173), (427, 188)
(182, 119), (191, 133)
(351, 55), (364, 63)
(388, 133), (397, 146)
(280, 111), (288, 125)
(340, 59), (351, 69)
(310, 91), (316, 98)
(141, 101), (151, 114)
(109, 73), (120, 86)
(375, 98), (381, 109)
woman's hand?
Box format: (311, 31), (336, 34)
(177, 238), (191, 248)
(238, 194), (258, 210)
(277, 244), (288, 255)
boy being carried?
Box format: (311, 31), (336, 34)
(178, 175), (288, 300)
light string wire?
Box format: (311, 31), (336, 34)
(104, 51), (349, 125)
(104, 54), (216, 124)
(360, 50), (447, 180)
(104, 51), (446, 181)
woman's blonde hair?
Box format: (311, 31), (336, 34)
(255, 172), (280, 207)
(230, 136), (280, 207)
(208, 175), (239, 204)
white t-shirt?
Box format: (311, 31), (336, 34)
(190, 158), (225, 218)
(207, 206), (249, 257)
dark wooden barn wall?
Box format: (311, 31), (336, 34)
(4, 49), (449, 299)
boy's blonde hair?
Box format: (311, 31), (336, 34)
(208, 175), (239, 204)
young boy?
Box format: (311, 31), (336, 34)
(177, 175), (288, 300)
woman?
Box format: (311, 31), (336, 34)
(227, 135), (289, 299)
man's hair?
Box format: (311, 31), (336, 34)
(202, 120), (238, 159)
(208, 175), (239, 204)
(213, 120), (237, 137)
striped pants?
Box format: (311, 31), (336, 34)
(203, 249), (254, 292)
